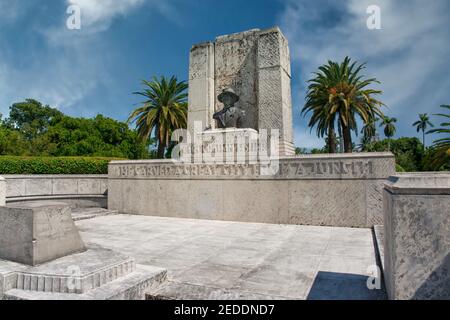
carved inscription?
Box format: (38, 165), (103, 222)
(110, 160), (375, 179)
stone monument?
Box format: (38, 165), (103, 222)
(187, 27), (295, 156)
(108, 27), (396, 229)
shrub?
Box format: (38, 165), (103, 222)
(0, 156), (122, 174)
(365, 137), (424, 171)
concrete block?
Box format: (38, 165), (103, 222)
(0, 248), (167, 300)
(0, 204), (86, 265)
(384, 173), (450, 300)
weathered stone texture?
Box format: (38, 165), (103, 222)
(383, 173), (450, 300)
(0, 205), (86, 266)
(187, 27), (294, 155)
(0, 247), (167, 300)
(188, 42), (215, 133)
(215, 30), (259, 130)
(3, 175), (108, 200)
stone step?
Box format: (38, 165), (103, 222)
(71, 207), (119, 221)
(4, 264), (167, 300)
(146, 281), (290, 300)
(13, 248), (135, 294)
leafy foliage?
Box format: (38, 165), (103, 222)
(128, 76), (188, 158)
(4, 99), (63, 140)
(412, 113), (433, 150)
(0, 156), (117, 174)
(302, 56), (384, 153)
(380, 116), (397, 138)
(423, 105), (450, 170)
(365, 137), (424, 171)
(0, 99), (151, 159)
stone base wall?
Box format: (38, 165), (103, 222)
(3, 175), (108, 203)
(0, 174), (108, 207)
(0, 177), (5, 206)
(383, 173), (450, 300)
(108, 153), (395, 228)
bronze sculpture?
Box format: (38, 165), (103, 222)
(213, 88), (246, 128)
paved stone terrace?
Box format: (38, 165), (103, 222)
(76, 215), (386, 300)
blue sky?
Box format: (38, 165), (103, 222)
(0, 0), (449, 148)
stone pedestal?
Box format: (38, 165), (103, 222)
(0, 247), (167, 300)
(383, 173), (450, 300)
(0, 204), (86, 266)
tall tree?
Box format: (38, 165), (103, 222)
(412, 113), (434, 151)
(5, 99), (63, 140)
(424, 105), (450, 170)
(128, 76), (188, 158)
(302, 56), (384, 153)
(380, 116), (397, 151)
(1, 99), (150, 158)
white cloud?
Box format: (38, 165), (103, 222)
(278, 0), (450, 147)
(0, 0), (182, 116)
(67, 0), (146, 32)
(61, 0), (180, 34)
(0, 44), (107, 116)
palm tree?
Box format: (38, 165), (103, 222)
(128, 76), (188, 159)
(380, 116), (397, 151)
(359, 117), (378, 151)
(424, 105), (450, 170)
(412, 113), (434, 151)
(302, 56), (384, 153)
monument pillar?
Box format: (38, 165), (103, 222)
(186, 27), (295, 156)
(257, 28), (294, 156)
(187, 42), (215, 134)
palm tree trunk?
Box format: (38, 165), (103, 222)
(342, 124), (353, 153)
(338, 121), (344, 153)
(423, 129), (426, 151)
(328, 126), (336, 153)
(157, 139), (166, 159)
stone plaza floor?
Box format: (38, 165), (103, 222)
(76, 214), (386, 300)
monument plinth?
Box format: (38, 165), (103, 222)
(0, 204), (86, 266)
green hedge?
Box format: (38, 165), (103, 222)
(0, 156), (123, 174)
